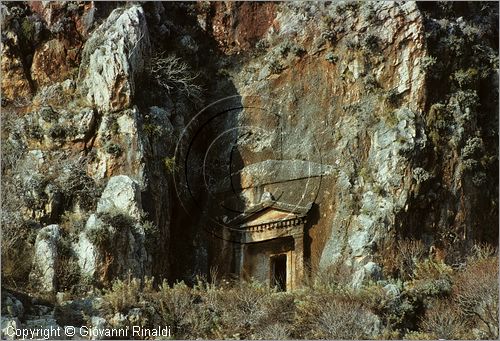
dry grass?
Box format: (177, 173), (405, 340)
(80, 252), (500, 340)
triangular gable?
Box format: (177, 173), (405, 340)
(228, 200), (312, 228)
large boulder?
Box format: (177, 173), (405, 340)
(74, 214), (106, 279)
(1, 293), (24, 319)
(75, 175), (150, 282)
(97, 175), (142, 219)
(1, 316), (21, 340)
(78, 5), (150, 112)
(29, 225), (60, 292)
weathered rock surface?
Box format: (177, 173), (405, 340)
(97, 175), (142, 218)
(75, 214), (104, 279)
(31, 39), (77, 87)
(1, 31), (32, 101)
(78, 5), (150, 112)
(1, 0), (497, 295)
(1, 317), (21, 340)
(29, 225), (60, 292)
(75, 175), (150, 282)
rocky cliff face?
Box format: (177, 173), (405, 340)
(1, 1), (498, 296)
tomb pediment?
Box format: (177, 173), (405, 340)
(228, 200), (312, 229)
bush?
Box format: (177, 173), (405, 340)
(452, 257), (499, 339)
(420, 300), (468, 339)
(359, 282), (416, 333)
(104, 142), (122, 156)
(296, 292), (379, 339)
(85, 225), (112, 247)
(56, 258), (81, 292)
(55, 158), (103, 211)
(49, 124), (67, 140)
(453, 68), (479, 88)
(325, 52), (338, 63)
(269, 59), (285, 74)
(98, 211), (136, 232)
(40, 106), (58, 122)
(155, 281), (200, 337)
(363, 34), (380, 53)
(103, 276), (152, 314)
(409, 259), (453, 298)
(398, 239), (427, 280)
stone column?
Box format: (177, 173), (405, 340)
(292, 229), (304, 289)
(234, 242), (246, 279)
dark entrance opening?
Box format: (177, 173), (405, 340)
(270, 254), (287, 291)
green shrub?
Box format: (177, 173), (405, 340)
(163, 156), (176, 174)
(363, 74), (379, 92)
(106, 116), (120, 135)
(269, 59), (285, 74)
(20, 18), (35, 44)
(103, 276), (153, 314)
(409, 259), (453, 298)
(49, 124), (66, 140)
(325, 52), (338, 63)
(98, 211), (136, 232)
(142, 123), (162, 137)
(291, 45), (306, 57)
(453, 68), (479, 88)
(40, 107), (58, 122)
(27, 122), (44, 140)
(421, 55), (437, 71)
(363, 34), (380, 53)
(85, 226), (112, 247)
(255, 39), (269, 52)
(104, 142), (122, 156)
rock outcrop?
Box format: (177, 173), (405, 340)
(76, 175), (150, 282)
(78, 5), (150, 113)
(29, 225), (60, 292)
(1, 0), (497, 296)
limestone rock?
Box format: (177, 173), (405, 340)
(90, 316), (108, 340)
(1, 316), (21, 340)
(1, 293), (24, 318)
(89, 108), (145, 179)
(78, 5), (150, 112)
(76, 176), (150, 282)
(75, 214), (105, 278)
(30, 225), (60, 292)
(383, 283), (401, 297)
(72, 108), (97, 141)
(31, 39), (74, 87)
(352, 262), (383, 288)
(235, 160), (334, 189)
(1, 31), (32, 102)
(97, 175), (142, 219)
(24, 315), (63, 340)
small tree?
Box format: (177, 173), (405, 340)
(149, 53), (202, 101)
